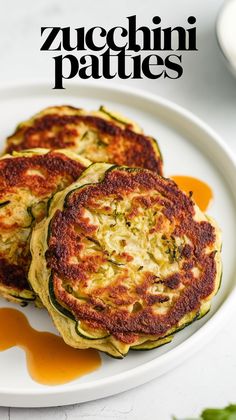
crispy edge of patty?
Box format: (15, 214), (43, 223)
(0, 148), (91, 305)
(29, 163), (123, 356)
(29, 163), (222, 357)
(3, 106), (163, 175)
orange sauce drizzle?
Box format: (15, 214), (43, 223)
(171, 176), (213, 212)
(0, 177), (213, 385)
(0, 308), (101, 385)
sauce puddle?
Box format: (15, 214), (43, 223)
(0, 176), (212, 385)
(0, 308), (101, 385)
(171, 175), (213, 212)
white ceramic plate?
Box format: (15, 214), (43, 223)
(0, 82), (235, 408)
(216, 0), (236, 77)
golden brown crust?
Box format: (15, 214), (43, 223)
(0, 150), (88, 298)
(5, 107), (163, 174)
(0, 151), (87, 197)
(0, 258), (29, 290)
(46, 167), (219, 344)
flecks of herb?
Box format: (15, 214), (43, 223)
(65, 285), (73, 294)
(0, 200), (10, 208)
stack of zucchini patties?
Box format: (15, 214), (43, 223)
(0, 105), (222, 357)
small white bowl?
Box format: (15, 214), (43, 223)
(216, 0), (236, 77)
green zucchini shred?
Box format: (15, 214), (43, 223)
(48, 275), (76, 321)
(0, 200), (11, 208)
(131, 335), (173, 351)
(99, 106), (129, 126)
(75, 321), (110, 340)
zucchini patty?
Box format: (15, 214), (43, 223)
(4, 105), (163, 174)
(29, 163), (222, 357)
(0, 149), (90, 305)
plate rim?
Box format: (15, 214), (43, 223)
(215, 0), (236, 77)
(0, 80), (235, 407)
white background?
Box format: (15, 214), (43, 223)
(0, 0), (235, 419)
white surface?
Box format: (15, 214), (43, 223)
(0, 81), (236, 409)
(217, 0), (236, 76)
(0, 0), (236, 419)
